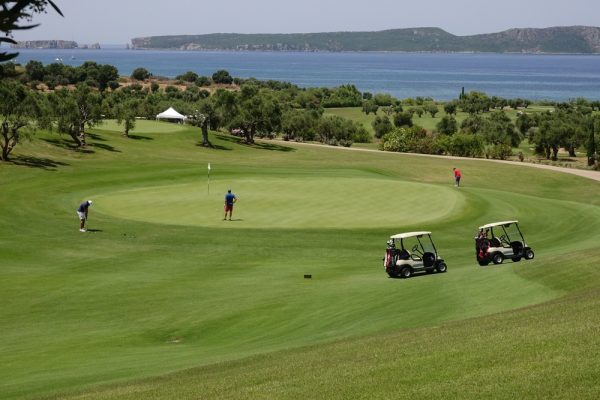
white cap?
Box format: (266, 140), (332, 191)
(87, 200), (93, 205)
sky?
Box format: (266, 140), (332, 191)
(9, 0), (600, 45)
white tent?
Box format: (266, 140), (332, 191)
(156, 107), (186, 122)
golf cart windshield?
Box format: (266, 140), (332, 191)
(393, 233), (436, 258)
(480, 221), (524, 246)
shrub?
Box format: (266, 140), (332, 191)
(486, 143), (513, 160)
(372, 115), (393, 139)
(195, 76), (211, 87)
(212, 70), (233, 84)
(441, 133), (485, 158)
(131, 67), (151, 81)
(393, 111), (413, 128)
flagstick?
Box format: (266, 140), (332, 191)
(207, 162), (211, 195)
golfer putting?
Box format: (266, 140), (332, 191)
(224, 189), (237, 221)
(76, 200), (92, 232)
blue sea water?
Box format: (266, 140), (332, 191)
(11, 48), (600, 101)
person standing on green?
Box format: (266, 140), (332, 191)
(224, 189), (237, 221)
(453, 167), (462, 187)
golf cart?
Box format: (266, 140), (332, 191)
(383, 231), (447, 278)
(475, 220), (534, 266)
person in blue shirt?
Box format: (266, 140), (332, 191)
(224, 190), (237, 221)
(76, 200), (92, 232)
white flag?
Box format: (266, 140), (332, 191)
(208, 162), (211, 171)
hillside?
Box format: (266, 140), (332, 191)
(131, 26), (600, 53)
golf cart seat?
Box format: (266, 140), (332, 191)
(423, 252), (436, 268)
(490, 237), (501, 247)
(396, 249), (410, 260)
(511, 241), (524, 253)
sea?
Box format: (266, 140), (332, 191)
(10, 46), (600, 101)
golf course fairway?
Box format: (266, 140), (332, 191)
(1, 123), (599, 400)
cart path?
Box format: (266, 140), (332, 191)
(266, 140), (600, 183)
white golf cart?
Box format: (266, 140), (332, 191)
(383, 231), (447, 278)
(475, 220), (534, 266)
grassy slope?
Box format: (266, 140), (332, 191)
(1, 121), (599, 399)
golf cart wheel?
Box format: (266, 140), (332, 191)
(436, 262), (447, 273)
(386, 266), (400, 278)
(400, 266), (412, 279)
(524, 249), (535, 260)
(492, 253), (504, 265)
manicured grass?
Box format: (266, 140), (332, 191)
(1, 121), (599, 399)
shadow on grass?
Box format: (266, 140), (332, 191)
(10, 155), (69, 170)
(215, 134), (295, 152)
(195, 141), (232, 151)
(388, 271), (445, 280)
(127, 134), (153, 141)
(91, 142), (120, 152)
(87, 132), (107, 142)
(42, 138), (95, 154)
(86, 229), (103, 233)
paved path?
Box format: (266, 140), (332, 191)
(268, 140), (600, 183)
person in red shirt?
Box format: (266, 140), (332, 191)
(453, 168), (462, 187)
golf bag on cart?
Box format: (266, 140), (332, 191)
(384, 240), (397, 269)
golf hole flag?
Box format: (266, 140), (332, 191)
(207, 162), (211, 194)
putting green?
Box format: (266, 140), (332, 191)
(93, 177), (465, 229)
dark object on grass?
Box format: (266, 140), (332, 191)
(304, 274), (312, 279)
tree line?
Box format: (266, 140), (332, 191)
(374, 91), (600, 166)
(1, 60), (600, 166)
(0, 61), (370, 161)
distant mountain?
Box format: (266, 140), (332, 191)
(11, 40), (78, 49)
(11, 40), (102, 49)
(131, 26), (600, 53)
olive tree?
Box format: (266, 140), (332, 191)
(0, 80), (47, 161)
(49, 83), (103, 147)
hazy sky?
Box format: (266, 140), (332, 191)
(11, 0), (600, 44)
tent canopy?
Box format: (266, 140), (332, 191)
(156, 107), (186, 121)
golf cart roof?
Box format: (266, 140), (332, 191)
(390, 231), (432, 240)
(478, 221), (519, 230)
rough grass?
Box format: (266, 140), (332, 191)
(1, 121), (599, 399)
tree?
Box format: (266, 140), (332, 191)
(229, 86), (281, 144)
(114, 98), (140, 137)
(0, 0), (63, 61)
(443, 101), (458, 115)
(177, 71), (199, 83)
(0, 80), (46, 161)
(281, 109), (318, 141)
(49, 84), (103, 147)
(460, 91), (491, 114)
(25, 59), (44, 81)
(372, 115), (393, 139)
(315, 115), (357, 147)
(131, 67), (151, 81)
(393, 111), (413, 128)
(189, 97), (221, 147)
(425, 103), (439, 118)
(410, 107), (424, 118)
(212, 69), (233, 84)
(361, 99), (379, 115)
(436, 115), (458, 135)
(483, 111), (521, 147)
